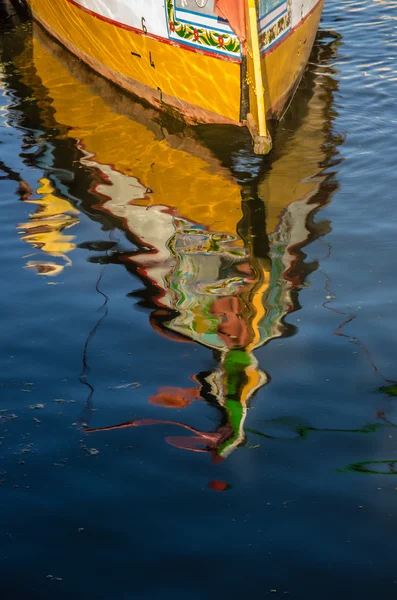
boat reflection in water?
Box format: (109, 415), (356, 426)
(17, 176), (78, 276)
(90, 179), (280, 458)
(17, 24), (341, 459)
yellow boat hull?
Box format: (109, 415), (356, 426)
(27, 0), (324, 134)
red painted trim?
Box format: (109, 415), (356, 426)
(66, 0), (241, 64)
(264, 0), (324, 57)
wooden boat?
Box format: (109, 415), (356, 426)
(24, 0), (325, 153)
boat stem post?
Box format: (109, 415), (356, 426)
(245, 0), (272, 155)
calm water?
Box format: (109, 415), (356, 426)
(1, 2), (397, 598)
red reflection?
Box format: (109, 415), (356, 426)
(149, 386), (200, 409)
(208, 480), (229, 492)
(210, 296), (251, 348)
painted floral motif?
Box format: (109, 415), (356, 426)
(166, 0), (241, 56)
(258, 0), (292, 52)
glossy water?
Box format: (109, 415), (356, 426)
(1, 2), (397, 598)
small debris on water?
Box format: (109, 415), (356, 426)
(0, 413), (18, 423)
(28, 404), (44, 410)
(33, 418), (41, 424)
(87, 448), (99, 456)
(54, 399), (76, 404)
(83, 447), (100, 456)
(46, 575), (63, 582)
(108, 382), (141, 390)
(78, 528), (84, 533)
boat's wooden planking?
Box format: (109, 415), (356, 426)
(28, 0), (242, 123)
(26, 0), (324, 149)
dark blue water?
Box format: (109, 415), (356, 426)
(1, 2), (397, 598)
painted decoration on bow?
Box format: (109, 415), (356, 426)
(258, 0), (292, 52)
(167, 0), (241, 57)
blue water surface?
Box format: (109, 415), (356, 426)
(1, 1), (397, 598)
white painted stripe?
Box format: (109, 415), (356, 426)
(73, 0), (169, 38)
(175, 8), (233, 33)
(291, 0), (319, 28)
(258, 2), (287, 28)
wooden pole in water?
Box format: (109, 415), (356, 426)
(245, 0), (272, 154)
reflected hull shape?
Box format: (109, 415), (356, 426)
(13, 20), (338, 456)
(26, 0), (324, 152)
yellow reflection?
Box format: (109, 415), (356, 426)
(27, 26), (243, 239)
(18, 177), (78, 275)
